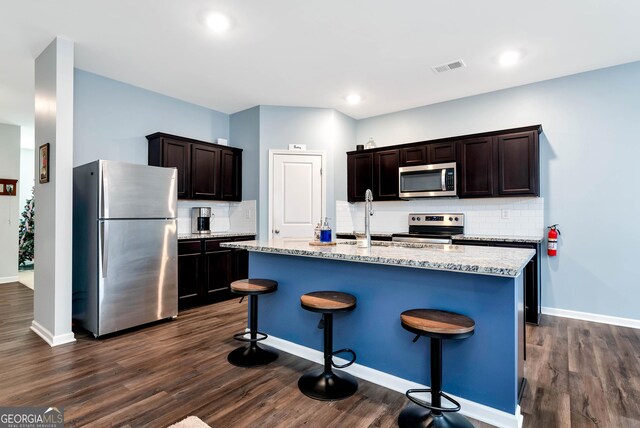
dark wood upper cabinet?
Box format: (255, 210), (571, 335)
(373, 149), (400, 200)
(191, 145), (221, 200)
(220, 149), (242, 201)
(458, 130), (540, 198)
(347, 152), (373, 202)
(457, 137), (496, 198)
(400, 146), (427, 166)
(429, 141), (456, 164)
(496, 131), (538, 196)
(147, 133), (242, 201)
(147, 137), (190, 198)
(346, 125), (541, 202)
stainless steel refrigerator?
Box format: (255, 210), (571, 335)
(73, 160), (178, 337)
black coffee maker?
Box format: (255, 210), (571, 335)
(191, 207), (214, 234)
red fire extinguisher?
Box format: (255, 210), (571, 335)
(547, 224), (561, 256)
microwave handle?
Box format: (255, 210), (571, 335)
(441, 169), (446, 191)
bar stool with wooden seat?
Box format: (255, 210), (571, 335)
(227, 278), (279, 367)
(298, 291), (358, 401)
(398, 309), (476, 428)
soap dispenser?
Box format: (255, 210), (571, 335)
(320, 217), (332, 243)
(313, 221), (322, 242)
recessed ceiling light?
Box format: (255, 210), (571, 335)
(346, 93), (362, 105)
(499, 50), (521, 67)
(205, 12), (232, 34)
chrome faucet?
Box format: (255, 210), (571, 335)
(364, 189), (374, 248)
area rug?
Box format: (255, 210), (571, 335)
(167, 416), (211, 428)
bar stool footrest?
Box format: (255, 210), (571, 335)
(331, 348), (356, 368)
(406, 388), (461, 413)
(233, 331), (268, 343)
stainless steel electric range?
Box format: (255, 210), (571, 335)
(392, 213), (464, 244)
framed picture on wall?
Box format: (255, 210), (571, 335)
(39, 143), (50, 183)
(0, 178), (18, 196)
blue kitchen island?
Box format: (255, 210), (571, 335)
(221, 239), (534, 428)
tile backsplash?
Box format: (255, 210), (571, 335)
(337, 197), (544, 237)
(177, 200), (256, 235)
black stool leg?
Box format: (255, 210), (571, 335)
(431, 338), (443, 417)
(398, 338), (474, 428)
(228, 295), (278, 367)
(298, 313), (358, 401)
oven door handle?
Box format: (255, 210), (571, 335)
(392, 236), (452, 244)
(441, 168), (446, 191)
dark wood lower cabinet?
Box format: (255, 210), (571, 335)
(177, 241), (202, 309)
(453, 239), (540, 366)
(177, 236), (254, 310)
(453, 239), (541, 326)
(204, 249), (233, 304)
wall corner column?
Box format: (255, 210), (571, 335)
(32, 37), (75, 347)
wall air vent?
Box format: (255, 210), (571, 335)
(431, 59), (466, 74)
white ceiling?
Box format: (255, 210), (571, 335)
(2, 0), (640, 130)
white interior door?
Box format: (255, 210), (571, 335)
(272, 153), (323, 238)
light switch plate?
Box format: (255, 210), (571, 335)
(501, 209), (510, 220)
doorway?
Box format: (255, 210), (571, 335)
(18, 144), (35, 289)
(268, 151), (326, 239)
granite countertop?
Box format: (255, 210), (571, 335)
(335, 232), (394, 238)
(338, 232), (543, 243)
(452, 234), (544, 244)
(177, 232), (256, 241)
(221, 238), (535, 277)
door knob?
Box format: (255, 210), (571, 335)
(274, 229), (280, 234)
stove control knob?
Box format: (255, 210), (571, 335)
(455, 217), (459, 221)
(417, 216), (421, 221)
(411, 216), (416, 221)
(449, 217), (453, 221)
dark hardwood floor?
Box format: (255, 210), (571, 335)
(1, 282), (638, 427)
(522, 313), (640, 427)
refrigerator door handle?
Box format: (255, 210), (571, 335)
(101, 163), (110, 218)
(101, 222), (109, 278)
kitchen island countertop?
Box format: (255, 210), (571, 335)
(221, 238), (534, 277)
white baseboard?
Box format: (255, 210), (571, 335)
(0, 275), (19, 284)
(541, 306), (640, 330)
(262, 334), (522, 428)
(30, 321), (76, 347)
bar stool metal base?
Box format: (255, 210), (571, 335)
(227, 344), (278, 367)
(298, 368), (358, 401)
(398, 404), (474, 428)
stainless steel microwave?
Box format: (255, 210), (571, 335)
(398, 162), (457, 198)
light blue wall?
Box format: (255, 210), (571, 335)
(73, 69), (229, 167)
(333, 110), (358, 202)
(230, 106), (260, 202)
(356, 61), (640, 320)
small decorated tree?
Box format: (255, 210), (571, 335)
(19, 187), (34, 266)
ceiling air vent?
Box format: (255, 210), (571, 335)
(431, 59), (466, 74)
